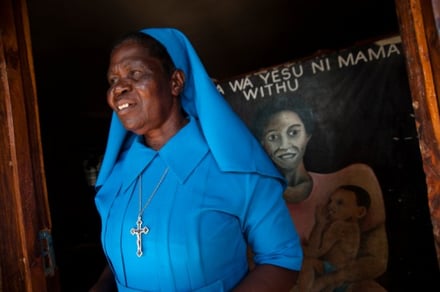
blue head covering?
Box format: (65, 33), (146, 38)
(96, 27), (284, 189)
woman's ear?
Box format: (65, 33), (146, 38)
(170, 69), (185, 96)
(357, 206), (368, 219)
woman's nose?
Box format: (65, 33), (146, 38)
(113, 79), (132, 96)
(279, 135), (290, 149)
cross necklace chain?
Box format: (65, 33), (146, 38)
(130, 167), (169, 257)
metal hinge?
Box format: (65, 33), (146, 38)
(38, 229), (56, 277)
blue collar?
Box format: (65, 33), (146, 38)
(121, 116), (208, 192)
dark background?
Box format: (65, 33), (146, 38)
(26, 0), (439, 291)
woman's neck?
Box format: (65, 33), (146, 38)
(282, 163), (313, 203)
(143, 112), (189, 150)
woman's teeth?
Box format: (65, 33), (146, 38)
(118, 103), (129, 110)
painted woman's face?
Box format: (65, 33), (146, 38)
(262, 110), (310, 171)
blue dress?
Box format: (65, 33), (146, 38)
(95, 28), (303, 291)
(96, 117), (302, 291)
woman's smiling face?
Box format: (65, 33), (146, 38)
(106, 41), (177, 136)
(262, 110), (310, 171)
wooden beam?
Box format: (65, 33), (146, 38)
(395, 0), (440, 267)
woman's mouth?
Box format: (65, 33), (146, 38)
(117, 103), (130, 111)
(278, 152), (297, 160)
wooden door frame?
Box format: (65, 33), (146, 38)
(395, 0), (440, 267)
(0, 0), (59, 291)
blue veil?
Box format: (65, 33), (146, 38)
(96, 27), (283, 189)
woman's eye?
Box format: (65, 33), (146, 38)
(288, 129), (299, 137)
(131, 70), (142, 79)
(266, 134), (278, 142)
(109, 77), (118, 85)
